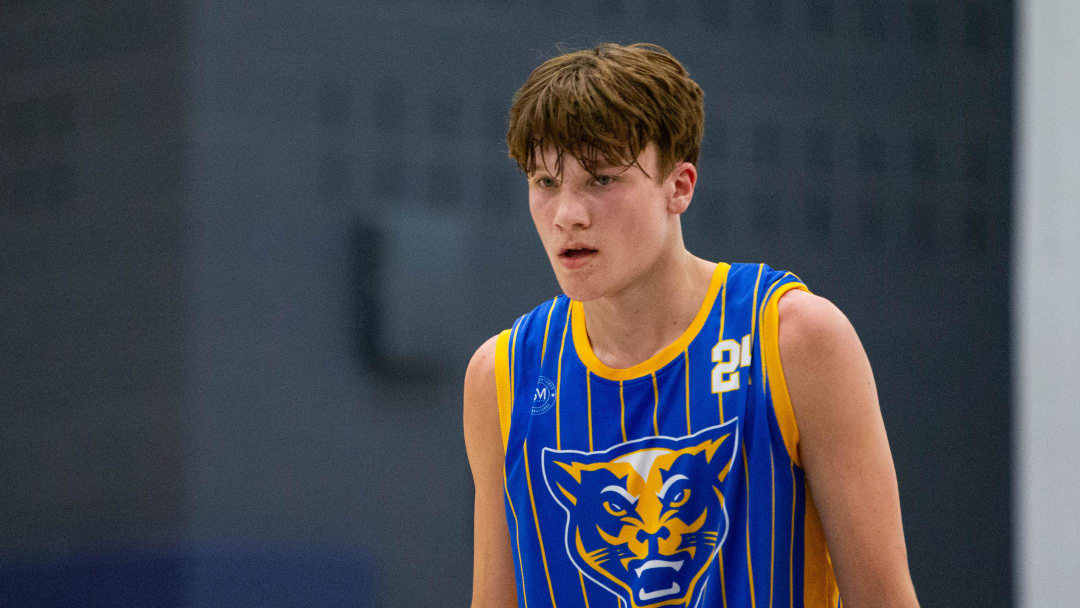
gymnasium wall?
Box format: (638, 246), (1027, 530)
(1, 4), (193, 604)
(1, 1), (1022, 606)
(1014, 0), (1080, 606)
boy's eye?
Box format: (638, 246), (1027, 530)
(535, 177), (557, 187)
(594, 175), (615, 186)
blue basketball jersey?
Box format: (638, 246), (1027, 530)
(493, 262), (840, 608)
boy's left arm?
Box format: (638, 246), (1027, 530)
(778, 289), (920, 608)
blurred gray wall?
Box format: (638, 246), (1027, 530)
(1, 4), (192, 606)
(2, 1), (1015, 606)
(1015, 0), (1080, 605)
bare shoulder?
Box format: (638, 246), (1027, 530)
(776, 289), (858, 357)
(467, 334), (499, 374)
(775, 288), (878, 438)
(464, 334), (520, 606)
(464, 335), (499, 399)
(464, 333), (505, 481)
(776, 292), (920, 606)
(463, 334), (500, 437)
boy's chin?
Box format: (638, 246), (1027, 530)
(556, 279), (605, 303)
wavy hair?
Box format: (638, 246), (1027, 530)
(507, 43), (705, 182)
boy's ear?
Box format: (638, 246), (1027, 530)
(667, 161), (697, 214)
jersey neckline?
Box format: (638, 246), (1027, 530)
(569, 262), (731, 382)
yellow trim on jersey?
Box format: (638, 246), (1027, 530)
(494, 328), (514, 453)
(721, 544), (730, 608)
(716, 280), (729, 423)
(619, 380), (627, 442)
(540, 297), (557, 362)
(503, 470), (529, 608)
(586, 370), (594, 451)
(684, 350), (692, 435)
(747, 264), (766, 386)
(718, 552), (729, 608)
(789, 461), (797, 608)
(749, 264), (765, 336)
(769, 448), (776, 608)
(760, 281), (810, 466)
(555, 305), (571, 450)
(570, 262), (731, 381)
(578, 570), (591, 607)
(803, 489), (840, 607)
(757, 271), (799, 390)
(743, 444), (758, 608)
(651, 372), (660, 435)
(523, 439), (559, 608)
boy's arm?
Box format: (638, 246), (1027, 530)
(778, 290), (919, 608)
(463, 335), (519, 607)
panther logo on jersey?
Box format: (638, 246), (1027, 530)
(541, 419), (739, 608)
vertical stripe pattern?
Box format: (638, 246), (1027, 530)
(499, 263), (837, 607)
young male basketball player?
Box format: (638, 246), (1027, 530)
(464, 43), (919, 608)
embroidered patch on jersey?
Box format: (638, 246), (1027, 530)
(531, 376), (557, 415)
(541, 419), (739, 608)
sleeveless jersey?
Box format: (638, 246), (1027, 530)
(493, 262), (840, 608)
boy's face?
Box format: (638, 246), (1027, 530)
(528, 143), (692, 302)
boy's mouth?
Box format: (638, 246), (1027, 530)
(558, 246), (598, 269)
(561, 248), (598, 259)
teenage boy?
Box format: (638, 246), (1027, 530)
(464, 42), (918, 608)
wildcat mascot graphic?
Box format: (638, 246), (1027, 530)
(541, 419), (739, 608)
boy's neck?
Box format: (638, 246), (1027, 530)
(580, 250), (716, 370)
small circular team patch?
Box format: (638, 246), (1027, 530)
(531, 376), (557, 415)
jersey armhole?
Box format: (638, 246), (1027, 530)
(493, 328), (514, 453)
(762, 282), (810, 468)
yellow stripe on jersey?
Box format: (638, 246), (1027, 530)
(651, 372), (659, 436)
(619, 380), (627, 442)
(719, 551), (729, 608)
(684, 350), (692, 435)
(523, 439), (558, 608)
(540, 297), (557, 362)
(503, 470), (528, 608)
(510, 320), (520, 399)
(555, 305), (571, 450)
(571, 263), (730, 381)
(494, 328), (513, 453)
(747, 264), (766, 386)
(757, 271), (798, 394)
(756, 272), (793, 394)
(586, 370), (594, 451)
(509, 319), (522, 442)
(789, 461), (797, 608)
(760, 281), (810, 466)
(803, 489), (840, 607)
(577, 570), (591, 608)
(743, 444), (758, 608)
(717, 280), (729, 423)
(770, 448), (776, 608)
(715, 280), (730, 608)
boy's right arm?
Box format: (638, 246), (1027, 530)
(463, 335), (519, 607)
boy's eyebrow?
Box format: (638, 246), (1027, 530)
(594, 159), (638, 174)
(595, 161), (630, 171)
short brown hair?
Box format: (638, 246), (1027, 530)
(507, 42), (705, 181)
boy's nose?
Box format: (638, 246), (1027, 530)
(552, 192), (591, 230)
